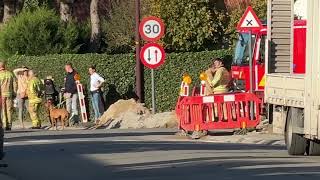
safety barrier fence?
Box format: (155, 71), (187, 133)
(176, 92), (262, 132)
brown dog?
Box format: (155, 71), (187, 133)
(47, 103), (69, 130)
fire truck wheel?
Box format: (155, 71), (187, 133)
(308, 140), (320, 156)
(285, 108), (307, 155)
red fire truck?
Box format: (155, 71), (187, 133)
(231, 20), (306, 94)
(175, 7), (308, 139)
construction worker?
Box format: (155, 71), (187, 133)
(209, 58), (230, 94)
(205, 58), (230, 121)
(13, 66), (29, 129)
(27, 69), (43, 129)
(0, 62), (17, 131)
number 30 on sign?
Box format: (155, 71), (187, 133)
(139, 16), (165, 42)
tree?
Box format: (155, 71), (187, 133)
(149, 0), (228, 52)
(225, 0), (267, 47)
(90, 0), (101, 52)
(0, 7), (82, 56)
(3, 0), (17, 23)
(60, 0), (74, 22)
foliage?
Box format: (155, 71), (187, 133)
(102, 0), (136, 54)
(148, 0), (229, 52)
(102, 0), (151, 54)
(7, 50), (232, 113)
(23, 0), (55, 10)
(0, 7), (86, 56)
(225, 0), (267, 47)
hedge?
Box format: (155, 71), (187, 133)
(7, 50), (232, 117)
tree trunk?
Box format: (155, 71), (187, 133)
(16, 0), (24, 13)
(3, 0), (17, 23)
(0, 0), (4, 23)
(90, 0), (101, 52)
(60, 0), (74, 22)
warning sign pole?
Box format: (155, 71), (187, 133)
(151, 69), (156, 114)
(249, 30), (253, 94)
(249, 30), (254, 120)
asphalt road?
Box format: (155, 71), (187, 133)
(1, 129), (320, 180)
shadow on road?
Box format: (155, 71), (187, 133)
(1, 132), (320, 180)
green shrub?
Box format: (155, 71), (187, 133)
(7, 50), (231, 116)
(148, 0), (228, 52)
(0, 7), (84, 57)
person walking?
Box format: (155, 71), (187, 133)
(64, 63), (79, 124)
(89, 66), (105, 123)
(13, 66), (29, 129)
(0, 62), (17, 131)
(27, 69), (43, 129)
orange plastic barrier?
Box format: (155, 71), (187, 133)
(176, 92), (262, 132)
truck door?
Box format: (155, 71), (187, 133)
(255, 34), (266, 91)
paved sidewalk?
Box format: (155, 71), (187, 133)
(202, 131), (284, 146)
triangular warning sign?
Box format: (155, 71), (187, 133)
(237, 6), (263, 31)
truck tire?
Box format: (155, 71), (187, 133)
(285, 108), (307, 155)
(308, 140), (320, 156)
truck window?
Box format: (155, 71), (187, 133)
(258, 35), (266, 64)
(233, 33), (256, 65)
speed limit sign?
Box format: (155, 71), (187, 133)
(139, 16), (165, 42)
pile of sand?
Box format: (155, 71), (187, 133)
(92, 99), (178, 129)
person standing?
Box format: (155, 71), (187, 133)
(13, 66), (29, 129)
(0, 62), (17, 131)
(209, 58), (231, 121)
(209, 58), (230, 94)
(64, 63), (79, 124)
(89, 66), (105, 123)
(27, 70), (43, 129)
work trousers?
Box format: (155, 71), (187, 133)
(66, 93), (79, 115)
(28, 103), (41, 127)
(18, 97), (28, 127)
(1, 97), (13, 129)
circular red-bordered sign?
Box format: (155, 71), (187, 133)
(139, 16), (165, 42)
(140, 43), (166, 69)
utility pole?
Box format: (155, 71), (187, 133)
(135, 0), (144, 102)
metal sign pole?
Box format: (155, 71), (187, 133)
(151, 69), (156, 114)
(249, 30), (254, 120)
(249, 30), (253, 93)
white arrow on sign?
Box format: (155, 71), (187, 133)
(144, 46), (162, 65)
(140, 43), (165, 69)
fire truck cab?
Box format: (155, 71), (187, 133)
(231, 20), (306, 94)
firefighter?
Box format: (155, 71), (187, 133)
(209, 58), (230, 94)
(27, 69), (43, 129)
(206, 58), (231, 121)
(13, 66), (29, 129)
(0, 62), (17, 131)
(44, 76), (59, 106)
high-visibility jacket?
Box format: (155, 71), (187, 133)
(210, 67), (230, 94)
(0, 70), (16, 98)
(27, 77), (43, 104)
